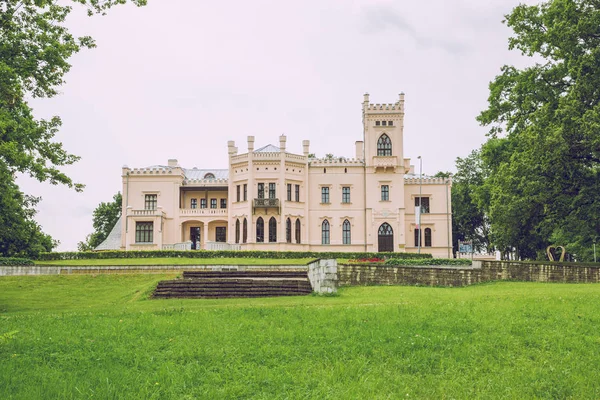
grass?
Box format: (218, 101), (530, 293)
(35, 257), (316, 266)
(1, 275), (600, 399)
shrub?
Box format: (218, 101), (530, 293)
(384, 258), (472, 266)
(348, 257), (386, 263)
(0, 257), (34, 266)
(36, 250), (433, 261)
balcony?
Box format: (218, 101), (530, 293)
(253, 198), (280, 213)
(372, 156), (398, 171)
(127, 208), (165, 217)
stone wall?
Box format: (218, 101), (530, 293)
(307, 259), (338, 293)
(338, 260), (600, 287)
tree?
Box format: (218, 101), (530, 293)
(78, 192), (122, 251)
(0, 0), (145, 254)
(0, 168), (56, 257)
(477, 0), (600, 260)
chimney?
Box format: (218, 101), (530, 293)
(302, 140), (310, 156)
(355, 141), (364, 160)
(168, 159), (178, 167)
(399, 92), (405, 111)
(247, 136), (255, 152)
(279, 134), (287, 152)
(363, 93), (370, 104)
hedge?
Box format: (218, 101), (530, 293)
(0, 257), (35, 266)
(384, 258), (472, 266)
(36, 250), (433, 261)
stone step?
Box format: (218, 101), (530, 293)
(182, 270), (308, 279)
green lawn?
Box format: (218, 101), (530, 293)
(36, 257), (316, 266)
(1, 275), (600, 399)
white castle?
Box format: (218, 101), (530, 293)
(102, 94), (453, 257)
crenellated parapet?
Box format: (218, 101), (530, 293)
(362, 92), (405, 113)
(404, 176), (451, 185)
(184, 178), (228, 185)
(309, 158), (364, 166)
(124, 166), (183, 176)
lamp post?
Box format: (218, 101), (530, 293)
(417, 156), (422, 254)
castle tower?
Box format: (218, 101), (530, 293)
(362, 93), (407, 252)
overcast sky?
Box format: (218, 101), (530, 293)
(19, 0), (537, 251)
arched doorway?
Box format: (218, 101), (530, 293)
(378, 223), (393, 252)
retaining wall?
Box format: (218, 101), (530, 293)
(338, 260), (600, 287)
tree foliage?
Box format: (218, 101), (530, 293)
(78, 192), (122, 251)
(475, 0), (600, 260)
(0, 0), (145, 254)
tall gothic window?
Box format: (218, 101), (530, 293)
(268, 217), (277, 242)
(414, 228), (421, 247)
(425, 228), (432, 247)
(295, 218), (301, 244)
(322, 220), (330, 245)
(235, 219), (240, 244)
(256, 217), (264, 243)
(243, 218), (248, 243)
(286, 218), (291, 243)
(342, 219), (351, 245)
(377, 134), (392, 156)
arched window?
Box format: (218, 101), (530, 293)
(203, 172), (215, 179)
(414, 228), (421, 247)
(235, 219), (240, 244)
(342, 219), (351, 245)
(378, 223), (394, 252)
(243, 218), (247, 243)
(377, 134), (392, 156)
(256, 217), (264, 243)
(269, 217), (277, 242)
(295, 218), (301, 244)
(322, 220), (330, 245)
(425, 228), (432, 247)
(286, 218), (292, 243)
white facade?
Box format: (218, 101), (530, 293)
(118, 94), (453, 257)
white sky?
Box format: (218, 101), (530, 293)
(18, 0), (536, 251)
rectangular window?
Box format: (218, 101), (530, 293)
(200, 199), (207, 209)
(215, 227), (226, 242)
(243, 184), (247, 201)
(295, 185), (300, 202)
(287, 184), (292, 201)
(381, 185), (389, 201)
(375, 121), (381, 126)
(190, 198), (197, 209)
(210, 198), (217, 209)
(321, 187), (330, 204)
(415, 197), (430, 213)
(135, 222), (153, 243)
(388, 120), (393, 126)
(258, 183), (264, 199)
(220, 199), (227, 209)
(269, 183), (276, 199)
(144, 194), (157, 210)
(236, 185), (240, 202)
(382, 120), (387, 126)
(342, 187), (350, 203)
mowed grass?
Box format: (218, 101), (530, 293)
(36, 257), (316, 266)
(1, 275), (600, 399)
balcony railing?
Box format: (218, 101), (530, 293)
(373, 156), (398, 170)
(128, 209), (165, 217)
(253, 198), (280, 213)
(180, 208), (228, 216)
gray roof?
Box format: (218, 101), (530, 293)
(183, 168), (229, 180)
(95, 216), (122, 251)
(254, 144), (280, 153)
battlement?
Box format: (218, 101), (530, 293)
(404, 176), (452, 185)
(363, 92), (405, 113)
(184, 178), (229, 185)
(309, 158), (364, 166)
(124, 166), (181, 176)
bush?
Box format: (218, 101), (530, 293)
(384, 258), (472, 266)
(36, 250), (433, 261)
(0, 257), (34, 266)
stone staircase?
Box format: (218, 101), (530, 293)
(153, 270), (313, 299)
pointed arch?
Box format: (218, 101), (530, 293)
(321, 219), (330, 245)
(378, 222), (393, 252)
(256, 217), (264, 243)
(268, 217), (277, 242)
(286, 218), (292, 243)
(377, 134), (392, 156)
(342, 219), (351, 245)
(235, 219), (240, 244)
(243, 218), (248, 243)
(295, 218), (301, 244)
(425, 228), (432, 247)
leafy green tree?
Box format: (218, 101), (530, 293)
(0, 0), (145, 254)
(477, 0), (600, 260)
(0, 168), (56, 257)
(78, 192), (122, 251)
